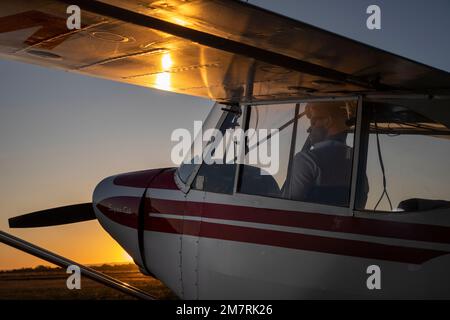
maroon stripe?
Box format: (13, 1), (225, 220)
(113, 169), (163, 188)
(146, 215), (183, 234)
(148, 198), (450, 245)
(96, 196), (140, 229)
(96, 197), (449, 264)
(201, 202), (450, 244)
(150, 169), (178, 190)
(99, 196), (450, 245)
(151, 197), (186, 215)
(148, 217), (448, 265)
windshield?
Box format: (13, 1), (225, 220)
(176, 103), (232, 184)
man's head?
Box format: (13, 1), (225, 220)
(306, 102), (350, 144)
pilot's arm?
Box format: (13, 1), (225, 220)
(282, 152), (318, 201)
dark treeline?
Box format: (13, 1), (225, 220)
(0, 263), (137, 274)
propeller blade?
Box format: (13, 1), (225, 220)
(8, 203), (96, 228)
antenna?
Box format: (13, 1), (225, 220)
(373, 117), (393, 211)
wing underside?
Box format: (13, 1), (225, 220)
(0, 0), (449, 103)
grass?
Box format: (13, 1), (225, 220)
(0, 263), (178, 300)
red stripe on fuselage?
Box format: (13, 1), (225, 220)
(96, 196), (140, 229)
(96, 195), (450, 264)
(150, 198), (450, 245)
(113, 169), (161, 188)
(113, 168), (178, 189)
(147, 217), (447, 265)
(150, 169), (179, 190)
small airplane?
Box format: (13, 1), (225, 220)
(1, 0), (450, 299)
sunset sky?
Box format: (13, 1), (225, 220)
(1, 0), (449, 270)
(0, 61), (211, 269)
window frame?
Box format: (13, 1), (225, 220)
(234, 96), (361, 215)
(180, 95), (362, 216)
(181, 95), (450, 217)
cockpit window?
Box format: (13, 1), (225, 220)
(284, 101), (357, 207)
(238, 103), (296, 196)
(356, 99), (450, 212)
(237, 100), (357, 207)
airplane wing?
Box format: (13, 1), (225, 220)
(1, 0), (449, 103)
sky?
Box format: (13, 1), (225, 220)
(0, 64), (211, 269)
(252, 0), (450, 72)
(1, 0), (450, 270)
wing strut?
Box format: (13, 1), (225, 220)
(0, 230), (156, 300)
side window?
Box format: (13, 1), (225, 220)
(285, 101), (356, 206)
(356, 100), (450, 212)
(238, 103), (296, 198)
(238, 100), (357, 207)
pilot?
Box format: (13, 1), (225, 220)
(282, 102), (368, 207)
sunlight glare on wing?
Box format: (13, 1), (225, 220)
(171, 17), (190, 27)
(161, 53), (173, 70)
(155, 72), (171, 91)
(155, 53), (173, 90)
(155, 53), (173, 91)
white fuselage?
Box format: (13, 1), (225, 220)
(93, 170), (450, 299)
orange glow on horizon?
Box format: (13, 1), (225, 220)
(0, 222), (137, 270)
(122, 250), (134, 263)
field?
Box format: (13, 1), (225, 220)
(0, 263), (177, 300)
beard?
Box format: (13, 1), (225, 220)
(309, 126), (328, 145)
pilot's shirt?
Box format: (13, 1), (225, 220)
(282, 133), (353, 207)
